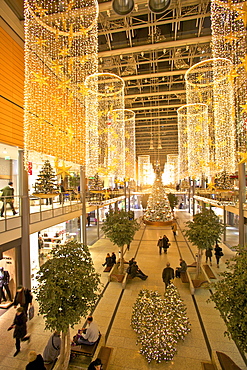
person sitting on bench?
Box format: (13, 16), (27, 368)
(88, 358), (102, 370)
(129, 261), (148, 280)
(76, 316), (100, 346)
(102, 253), (112, 267)
(175, 258), (187, 278)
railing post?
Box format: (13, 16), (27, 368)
(18, 149), (31, 289)
(238, 162), (245, 247)
(80, 166), (87, 245)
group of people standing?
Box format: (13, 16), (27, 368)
(157, 235), (170, 254)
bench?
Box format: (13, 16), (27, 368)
(201, 362), (216, 370)
(187, 261), (197, 268)
(203, 264), (216, 279)
(110, 274), (124, 283)
(216, 351), (242, 370)
(192, 279), (208, 288)
(71, 334), (101, 357)
(44, 360), (56, 370)
(180, 271), (189, 283)
(97, 346), (113, 370)
(103, 266), (113, 272)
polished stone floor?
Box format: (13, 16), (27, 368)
(0, 209), (246, 370)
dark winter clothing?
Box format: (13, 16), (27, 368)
(26, 354), (46, 370)
(0, 268), (11, 302)
(214, 243), (223, 267)
(175, 260), (187, 278)
(12, 311), (30, 353)
(111, 252), (116, 264)
(205, 248), (213, 264)
(129, 262), (147, 280)
(14, 287), (33, 315)
(43, 332), (61, 363)
(162, 265), (174, 287)
(157, 237), (163, 255)
(88, 358), (102, 370)
(162, 235), (170, 254)
(102, 255), (112, 267)
(0, 184), (17, 216)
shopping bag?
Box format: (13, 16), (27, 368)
(28, 305), (34, 320)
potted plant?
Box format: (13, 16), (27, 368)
(102, 210), (140, 274)
(184, 208), (224, 277)
(35, 241), (101, 370)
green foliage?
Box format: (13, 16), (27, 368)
(34, 160), (58, 194)
(209, 246), (247, 352)
(35, 241), (101, 333)
(101, 210), (140, 248)
(167, 193), (179, 211)
(184, 209), (224, 251)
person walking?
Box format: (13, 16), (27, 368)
(8, 307), (30, 357)
(162, 235), (170, 254)
(157, 236), (163, 255)
(162, 262), (174, 288)
(13, 285), (33, 315)
(214, 242), (223, 268)
(205, 248), (213, 266)
(0, 181), (17, 217)
(171, 221), (177, 237)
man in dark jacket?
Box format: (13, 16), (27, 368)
(175, 258), (187, 278)
(0, 181), (17, 216)
(13, 285), (33, 315)
(162, 235), (170, 254)
(162, 262), (174, 288)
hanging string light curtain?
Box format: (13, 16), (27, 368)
(211, 0), (247, 153)
(185, 58), (236, 175)
(23, 0), (98, 168)
(178, 104), (209, 179)
(177, 105), (188, 180)
(85, 73), (125, 178)
(166, 154), (179, 185)
(138, 155), (152, 186)
(113, 109), (136, 180)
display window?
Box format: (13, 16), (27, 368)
(0, 248), (15, 308)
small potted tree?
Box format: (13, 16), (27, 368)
(167, 193), (179, 217)
(102, 209), (140, 274)
(184, 208), (224, 278)
(35, 241), (101, 370)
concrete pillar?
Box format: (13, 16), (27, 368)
(97, 206), (100, 240)
(223, 206), (226, 243)
(238, 163), (245, 247)
(80, 166), (87, 245)
(18, 150), (31, 289)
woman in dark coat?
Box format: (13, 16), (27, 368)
(26, 351), (46, 370)
(88, 357), (102, 370)
(9, 307), (30, 356)
(214, 241), (223, 268)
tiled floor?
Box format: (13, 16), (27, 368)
(0, 209), (246, 370)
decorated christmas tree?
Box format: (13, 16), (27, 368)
(131, 287), (190, 363)
(143, 166), (173, 224)
(215, 170), (232, 190)
(89, 173), (103, 191)
(34, 160), (58, 194)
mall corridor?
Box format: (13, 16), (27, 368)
(0, 210), (245, 370)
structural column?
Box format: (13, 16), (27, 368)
(238, 163), (245, 247)
(80, 166), (87, 246)
(18, 150), (31, 289)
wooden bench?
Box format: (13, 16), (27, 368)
(192, 279), (208, 288)
(97, 346), (113, 370)
(203, 264), (216, 279)
(103, 265), (113, 272)
(180, 271), (189, 283)
(44, 360), (56, 370)
(216, 351), (242, 370)
(187, 261), (197, 268)
(201, 362), (216, 370)
(71, 334), (101, 357)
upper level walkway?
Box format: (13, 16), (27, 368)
(0, 209), (245, 370)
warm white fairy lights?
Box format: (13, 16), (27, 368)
(84, 73), (125, 178)
(177, 104), (209, 179)
(24, 0), (98, 168)
(113, 109), (136, 180)
(177, 106), (188, 180)
(138, 155), (154, 186)
(185, 58), (236, 174)
(166, 154), (179, 185)
(211, 0), (247, 153)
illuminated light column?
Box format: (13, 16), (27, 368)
(177, 106), (188, 180)
(138, 155), (154, 186)
(113, 109), (136, 180)
(166, 154), (179, 185)
(178, 104), (209, 179)
(85, 73), (125, 178)
(185, 58), (236, 174)
(211, 0), (247, 152)
(24, 0), (98, 167)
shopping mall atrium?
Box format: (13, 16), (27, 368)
(0, 0), (247, 369)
